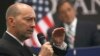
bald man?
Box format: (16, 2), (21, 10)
(0, 3), (67, 56)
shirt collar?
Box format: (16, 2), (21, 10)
(71, 17), (77, 28)
(64, 17), (77, 28)
(6, 31), (24, 46)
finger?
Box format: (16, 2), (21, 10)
(54, 27), (65, 32)
(43, 42), (50, 45)
(49, 48), (54, 54)
(42, 42), (54, 54)
(52, 27), (65, 34)
(52, 29), (65, 38)
(46, 46), (54, 54)
(42, 42), (52, 48)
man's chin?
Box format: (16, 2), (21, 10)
(27, 34), (32, 38)
(24, 33), (33, 39)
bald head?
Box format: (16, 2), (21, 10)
(6, 3), (36, 41)
(6, 3), (33, 19)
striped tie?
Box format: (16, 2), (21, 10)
(67, 25), (75, 49)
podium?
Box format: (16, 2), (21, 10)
(31, 46), (100, 56)
(66, 46), (100, 56)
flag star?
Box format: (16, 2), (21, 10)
(45, 7), (49, 12)
(39, 0), (43, 4)
(32, 6), (37, 10)
(45, 0), (49, 5)
(32, 0), (37, 3)
(38, 13), (42, 19)
(38, 6), (43, 12)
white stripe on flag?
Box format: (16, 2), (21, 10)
(33, 29), (41, 47)
(38, 19), (49, 36)
(47, 13), (54, 26)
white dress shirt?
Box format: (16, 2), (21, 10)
(64, 17), (77, 38)
(64, 17), (77, 48)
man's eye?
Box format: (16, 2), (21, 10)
(24, 17), (31, 20)
(24, 17), (36, 22)
(25, 17), (30, 19)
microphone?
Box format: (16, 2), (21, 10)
(37, 33), (57, 56)
(37, 33), (47, 45)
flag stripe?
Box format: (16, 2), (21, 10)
(33, 29), (41, 47)
(35, 24), (42, 33)
(47, 13), (54, 26)
(43, 16), (53, 28)
(31, 37), (37, 47)
(38, 19), (49, 36)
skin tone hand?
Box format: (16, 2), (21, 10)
(52, 27), (65, 46)
(39, 42), (54, 56)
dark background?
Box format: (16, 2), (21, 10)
(0, 0), (15, 37)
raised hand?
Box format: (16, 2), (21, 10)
(52, 27), (65, 46)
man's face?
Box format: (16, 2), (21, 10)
(58, 2), (76, 24)
(13, 8), (36, 40)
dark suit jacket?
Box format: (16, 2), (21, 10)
(47, 20), (100, 48)
(0, 32), (33, 56)
(0, 32), (67, 56)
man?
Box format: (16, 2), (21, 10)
(48, 0), (100, 49)
(0, 3), (67, 56)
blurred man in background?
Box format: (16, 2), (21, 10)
(0, 3), (67, 56)
(48, 0), (100, 49)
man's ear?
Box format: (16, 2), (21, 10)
(7, 16), (15, 27)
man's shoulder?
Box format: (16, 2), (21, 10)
(0, 39), (20, 56)
(0, 39), (11, 49)
(0, 39), (15, 50)
(78, 20), (97, 27)
(0, 39), (7, 45)
(77, 20), (97, 32)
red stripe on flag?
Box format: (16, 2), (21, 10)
(35, 24), (42, 33)
(31, 37), (37, 47)
(43, 16), (53, 28)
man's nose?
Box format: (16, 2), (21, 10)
(30, 22), (35, 28)
(65, 11), (69, 16)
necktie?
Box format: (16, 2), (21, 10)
(67, 25), (75, 49)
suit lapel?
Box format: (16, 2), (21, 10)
(74, 20), (80, 47)
(2, 32), (33, 56)
(74, 20), (86, 47)
(2, 32), (23, 47)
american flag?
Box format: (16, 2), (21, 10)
(16, 0), (57, 47)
